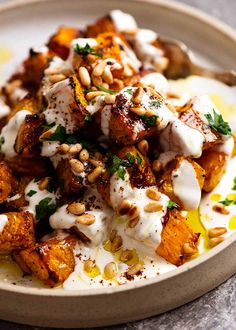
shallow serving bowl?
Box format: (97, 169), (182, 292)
(0, 0), (236, 327)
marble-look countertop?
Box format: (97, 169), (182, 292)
(0, 0), (236, 329)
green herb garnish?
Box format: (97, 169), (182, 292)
(74, 43), (102, 58)
(141, 115), (158, 127)
(45, 125), (67, 143)
(149, 100), (161, 110)
(136, 153), (142, 165)
(205, 109), (231, 135)
(27, 190), (37, 197)
(167, 200), (179, 209)
(85, 114), (93, 123)
(42, 122), (55, 130)
(109, 153), (142, 180)
(35, 197), (57, 221)
(0, 136), (5, 153)
(125, 88), (133, 95)
(232, 177), (236, 190)
(46, 178), (57, 193)
(96, 85), (116, 95)
(219, 198), (236, 206)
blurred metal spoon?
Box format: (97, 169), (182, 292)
(159, 36), (236, 86)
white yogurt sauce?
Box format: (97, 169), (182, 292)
(172, 159), (201, 210)
(100, 105), (112, 136)
(41, 141), (60, 157)
(1, 110), (31, 158)
(0, 215), (8, 233)
(24, 180), (57, 219)
(140, 72), (169, 96)
(0, 98), (10, 119)
(44, 79), (77, 134)
(86, 95), (106, 115)
(110, 10), (138, 33)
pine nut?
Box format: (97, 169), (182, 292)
(130, 106), (146, 116)
(152, 159), (161, 172)
(104, 262), (118, 279)
(127, 263), (143, 276)
(110, 229), (117, 242)
(39, 129), (54, 141)
(59, 144), (70, 154)
(209, 236), (225, 247)
(101, 82), (109, 89)
(128, 216), (139, 228)
(212, 204), (229, 215)
(123, 64), (133, 76)
(183, 243), (196, 255)
(78, 67), (91, 87)
(76, 214), (95, 225)
(87, 166), (104, 183)
(104, 94), (116, 104)
(144, 202), (163, 212)
(68, 143), (82, 155)
(83, 259), (95, 272)
(208, 227), (227, 238)
(93, 60), (106, 77)
(145, 109), (155, 117)
(79, 149), (89, 162)
(69, 159), (84, 173)
(128, 205), (140, 220)
(49, 73), (66, 84)
(92, 75), (103, 86)
(120, 249), (133, 262)
(38, 177), (49, 191)
(111, 235), (122, 253)
(89, 159), (103, 167)
(86, 91), (106, 101)
(87, 54), (97, 64)
(146, 188), (160, 201)
(132, 87), (144, 104)
(113, 78), (124, 90)
(67, 202), (85, 215)
(119, 199), (133, 216)
(102, 67), (114, 84)
(137, 140), (149, 156)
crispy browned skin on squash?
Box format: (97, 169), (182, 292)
(197, 150), (227, 192)
(7, 94), (38, 120)
(13, 237), (75, 287)
(157, 156), (205, 208)
(7, 156), (50, 177)
(0, 161), (14, 204)
(85, 16), (116, 38)
(48, 26), (80, 60)
(0, 211), (35, 254)
(179, 106), (222, 150)
(14, 114), (44, 157)
(7, 176), (33, 210)
(97, 146), (156, 206)
(157, 209), (199, 266)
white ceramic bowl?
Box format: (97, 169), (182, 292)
(0, 0), (236, 328)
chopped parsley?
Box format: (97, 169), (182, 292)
(27, 190), (37, 197)
(219, 198), (236, 206)
(109, 153), (143, 180)
(149, 100), (161, 110)
(74, 43), (102, 58)
(232, 177), (236, 190)
(141, 115), (158, 127)
(136, 153), (142, 165)
(167, 200), (179, 209)
(96, 85), (116, 95)
(125, 88), (133, 95)
(46, 178), (57, 193)
(85, 114), (93, 122)
(0, 136), (5, 153)
(205, 109), (231, 135)
(35, 197), (57, 221)
(42, 122), (55, 130)
(45, 125), (67, 143)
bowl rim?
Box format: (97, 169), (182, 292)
(0, 0), (236, 297)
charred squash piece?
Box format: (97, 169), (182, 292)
(157, 209), (199, 266)
(0, 211), (35, 254)
(7, 156), (50, 177)
(85, 16), (116, 38)
(179, 106), (222, 150)
(7, 176), (33, 210)
(13, 237), (75, 287)
(8, 94), (38, 120)
(0, 161), (14, 204)
(14, 114), (44, 157)
(197, 150), (227, 192)
(48, 26), (80, 60)
(157, 156), (205, 209)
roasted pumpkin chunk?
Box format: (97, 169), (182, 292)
(0, 211), (35, 254)
(197, 149), (227, 192)
(0, 161), (14, 204)
(13, 237), (75, 287)
(85, 16), (117, 38)
(157, 209), (199, 266)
